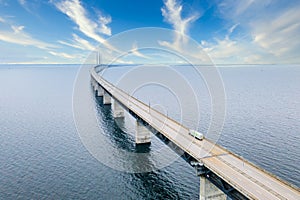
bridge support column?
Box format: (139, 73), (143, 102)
(199, 175), (227, 200)
(103, 90), (111, 105)
(113, 100), (124, 118)
(96, 85), (104, 97)
(136, 120), (151, 144)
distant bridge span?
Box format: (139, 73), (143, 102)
(90, 66), (300, 200)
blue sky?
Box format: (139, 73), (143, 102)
(0, 0), (299, 64)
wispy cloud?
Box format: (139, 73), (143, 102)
(161, 0), (200, 36)
(251, 6), (300, 59)
(59, 34), (96, 51)
(161, 0), (200, 48)
(53, 0), (121, 55)
(159, 0), (211, 64)
(98, 14), (111, 36)
(201, 24), (250, 63)
(48, 51), (76, 59)
(0, 22), (56, 50)
(199, 22), (278, 64)
(215, 0), (262, 21)
(130, 42), (150, 59)
(54, 0), (111, 43)
(201, 36), (261, 64)
(17, 0), (42, 16)
(58, 40), (82, 50)
(228, 23), (239, 35)
(207, 0), (300, 63)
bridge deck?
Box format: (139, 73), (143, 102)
(91, 67), (300, 200)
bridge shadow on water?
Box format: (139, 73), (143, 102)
(93, 95), (188, 199)
(93, 94), (246, 200)
(95, 94), (197, 162)
(94, 96), (143, 152)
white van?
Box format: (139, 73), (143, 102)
(189, 130), (204, 140)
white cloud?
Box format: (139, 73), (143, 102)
(58, 40), (82, 50)
(203, 38), (238, 58)
(202, 24), (248, 63)
(114, 59), (134, 65)
(98, 15), (111, 36)
(130, 42), (150, 59)
(228, 23), (239, 35)
(159, 0), (218, 64)
(161, 0), (200, 48)
(212, 0), (300, 63)
(17, 0), (41, 15)
(11, 25), (25, 33)
(0, 24), (56, 50)
(161, 0), (199, 35)
(202, 37), (250, 64)
(72, 34), (96, 51)
(251, 6), (300, 58)
(200, 25), (277, 64)
(54, 0), (111, 44)
(216, 0), (272, 21)
(54, 0), (121, 55)
(235, 0), (255, 16)
(49, 51), (76, 59)
(59, 34), (96, 51)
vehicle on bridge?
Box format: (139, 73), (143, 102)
(189, 130), (204, 140)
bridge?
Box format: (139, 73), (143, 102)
(90, 65), (300, 200)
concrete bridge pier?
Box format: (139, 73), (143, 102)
(136, 120), (151, 144)
(96, 85), (104, 97)
(199, 175), (227, 200)
(103, 90), (111, 105)
(113, 100), (124, 118)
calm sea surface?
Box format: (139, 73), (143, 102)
(0, 65), (299, 199)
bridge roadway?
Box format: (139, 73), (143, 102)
(91, 67), (300, 200)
